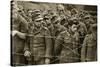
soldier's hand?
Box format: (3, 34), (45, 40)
(24, 50), (31, 57)
(12, 30), (18, 36)
(16, 31), (26, 39)
(45, 58), (50, 64)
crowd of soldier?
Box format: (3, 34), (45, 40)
(11, 1), (97, 66)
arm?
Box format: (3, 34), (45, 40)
(11, 30), (26, 39)
(81, 36), (88, 62)
(83, 23), (87, 35)
(45, 29), (52, 64)
(54, 32), (63, 57)
(17, 14), (28, 39)
(24, 35), (31, 61)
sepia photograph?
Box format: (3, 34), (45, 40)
(11, 0), (97, 66)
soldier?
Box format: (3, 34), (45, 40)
(25, 9), (33, 23)
(71, 18), (80, 62)
(53, 16), (66, 37)
(57, 4), (65, 16)
(11, 1), (28, 66)
(54, 21), (80, 63)
(43, 12), (54, 61)
(84, 14), (91, 32)
(24, 13), (52, 65)
(71, 24), (80, 62)
(71, 8), (78, 18)
(81, 24), (97, 62)
(43, 11), (54, 36)
(77, 16), (87, 61)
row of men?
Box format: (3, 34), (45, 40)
(11, 1), (97, 66)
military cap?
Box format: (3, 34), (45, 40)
(43, 11), (50, 19)
(32, 9), (42, 21)
(73, 17), (79, 25)
(31, 9), (41, 16)
(57, 4), (64, 11)
(51, 13), (58, 19)
(28, 9), (33, 13)
(34, 15), (43, 21)
(71, 8), (78, 14)
(43, 10), (48, 15)
(79, 13), (84, 18)
(44, 15), (50, 19)
(84, 14), (91, 19)
(52, 13), (57, 17)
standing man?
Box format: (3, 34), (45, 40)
(81, 24), (97, 62)
(24, 12), (52, 65)
(77, 16), (87, 61)
(11, 1), (28, 66)
(54, 21), (80, 63)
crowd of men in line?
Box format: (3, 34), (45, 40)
(11, 1), (97, 66)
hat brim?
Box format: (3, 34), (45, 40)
(35, 18), (43, 21)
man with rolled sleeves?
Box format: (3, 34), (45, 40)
(24, 12), (52, 65)
(11, 1), (28, 66)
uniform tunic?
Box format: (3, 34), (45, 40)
(24, 27), (52, 65)
(81, 34), (97, 62)
(54, 30), (79, 63)
(12, 14), (28, 66)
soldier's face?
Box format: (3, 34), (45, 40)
(18, 10), (24, 16)
(85, 17), (90, 23)
(45, 18), (51, 25)
(53, 21), (59, 28)
(59, 10), (64, 15)
(34, 19), (42, 27)
(71, 24), (77, 32)
(12, 9), (18, 19)
(85, 20), (90, 26)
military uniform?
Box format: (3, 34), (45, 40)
(24, 25), (52, 65)
(54, 30), (79, 63)
(81, 31), (97, 62)
(77, 21), (87, 61)
(72, 31), (80, 62)
(12, 13), (28, 66)
(53, 18), (66, 37)
(78, 21), (87, 39)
